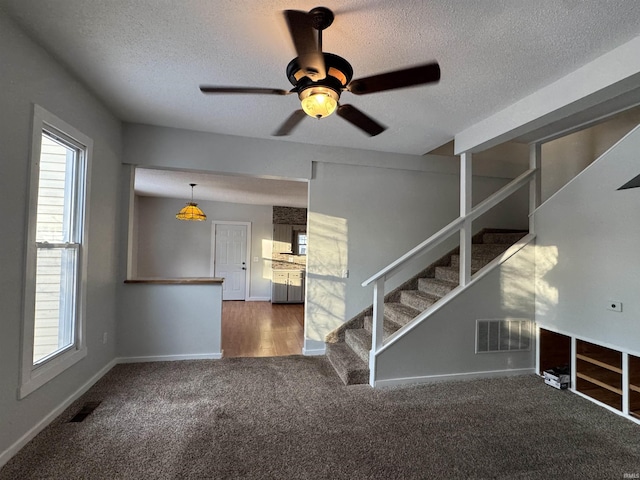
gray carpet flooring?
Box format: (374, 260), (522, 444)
(1, 356), (639, 479)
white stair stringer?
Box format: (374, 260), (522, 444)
(373, 233), (536, 358)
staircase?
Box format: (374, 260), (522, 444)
(326, 230), (527, 385)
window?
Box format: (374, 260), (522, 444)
(295, 231), (307, 255)
(20, 105), (92, 398)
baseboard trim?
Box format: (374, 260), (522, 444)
(0, 358), (118, 469)
(246, 297), (270, 302)
(302, 347), (326, 356)
(117, 353), (223, 363)
(374, 367), (535, 388)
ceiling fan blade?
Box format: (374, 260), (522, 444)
(337, 104), (386, 136)
(273, 110), (307, 136)
(348, 62), (440, 95)
(200, 86), (292, 95)
(283, 10), (326, 80)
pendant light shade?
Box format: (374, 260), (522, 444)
(176, 183), (207, 221)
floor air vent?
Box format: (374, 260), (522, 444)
(476, 319), (531, 353)
(69, 401), (102, 422)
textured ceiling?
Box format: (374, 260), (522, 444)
(135, 168), (308, 208)
(2, 0), (640, 157)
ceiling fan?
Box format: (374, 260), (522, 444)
(199, 6), (440, 137)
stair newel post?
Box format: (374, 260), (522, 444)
(459, 152), (473, 287)
(369, 277), (385, 386)
(529, 143), (541, 234)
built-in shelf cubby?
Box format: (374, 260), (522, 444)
(630, 354), (640, 420)
(576, 339), (623, 411)
(538, 328), (571, 375)
(538, 328), (640, 424)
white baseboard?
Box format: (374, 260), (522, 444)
(374, 367), (535, 388)
(246, 297), (270, 302)
(302, 347), (326, 356)
(117, 353), (223, 363)
(0, 358), (117, 469)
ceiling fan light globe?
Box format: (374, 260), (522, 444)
(299, 87), (339, 118)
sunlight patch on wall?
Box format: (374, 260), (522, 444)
(499, 244), (536, 312)
(305, 212), (348, 343)
(261, 238), (273, 280)
(535, 244), (559, 320)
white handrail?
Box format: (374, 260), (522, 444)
(361, 216), (464, 287)
(362, 168), (536, 288)
(364, 162), (539, 387)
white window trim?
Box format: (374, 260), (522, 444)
(20, 105), (93, 399)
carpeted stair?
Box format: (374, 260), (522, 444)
(326, 230), (526, 385)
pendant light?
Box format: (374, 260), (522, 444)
(176, 183), (207, 221)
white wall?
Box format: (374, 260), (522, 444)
(135, 196), (273, 299)
(376, 243), (536, 383)
(0, 13), (121, 463)
(534, 124), (640, 353)
(541, 107), (640, 202)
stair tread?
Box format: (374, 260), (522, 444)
(326, 342), (369, 385)
(363, 315), (399, 340)
(418, 277), (458, 297)
(385, 302), (421, 327)
(399, 290), (440, 311)
(345, 328), (372, 363)
(324, 229), (528, 386)
(420, 278), (458, 287)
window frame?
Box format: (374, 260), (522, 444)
(20, 105), (93, 398)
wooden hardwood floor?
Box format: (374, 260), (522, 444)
(221, 301), (304, 358)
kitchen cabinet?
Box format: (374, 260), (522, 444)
(272, 270), (305, 303)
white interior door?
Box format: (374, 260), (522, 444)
(214, 224), (247, 300)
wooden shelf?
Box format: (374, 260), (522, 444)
(577, 377), (622, 410)
(630, 354), (640, 394)
(576, 372), (622, 395)
(539, 335), (640, 420)
(576, 340), (623, 411)
(576, 339), (622, 369)
(630, 355), (640, 415)
(576, 353), (623, 373)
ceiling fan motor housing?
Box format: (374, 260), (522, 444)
(286, 52), (353, 96)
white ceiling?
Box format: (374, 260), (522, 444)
(135, 168), (308, 208)
(2, 0), (640, 204)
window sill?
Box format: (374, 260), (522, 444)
(19, 346), (87, 399)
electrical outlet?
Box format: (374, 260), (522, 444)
(342, 269), (349, 278)
(606, 301), (622, 312)
(102, 332), (108, 344)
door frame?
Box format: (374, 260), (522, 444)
(211, 221), (252, 301)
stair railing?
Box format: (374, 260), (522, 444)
(362, 147), (541, 386)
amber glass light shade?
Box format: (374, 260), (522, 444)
(176, 183), (206, 221)
(176, 202), (207, 221)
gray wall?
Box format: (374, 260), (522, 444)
(0, 13), (121, 461)
(305, 161), (529, 350)
(534, 124), (640, 353)
(123, 124), (530, 354)
(376, 243), (536, 382)
(135, 196), (273, 299)
(118, 283), (223, 360)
